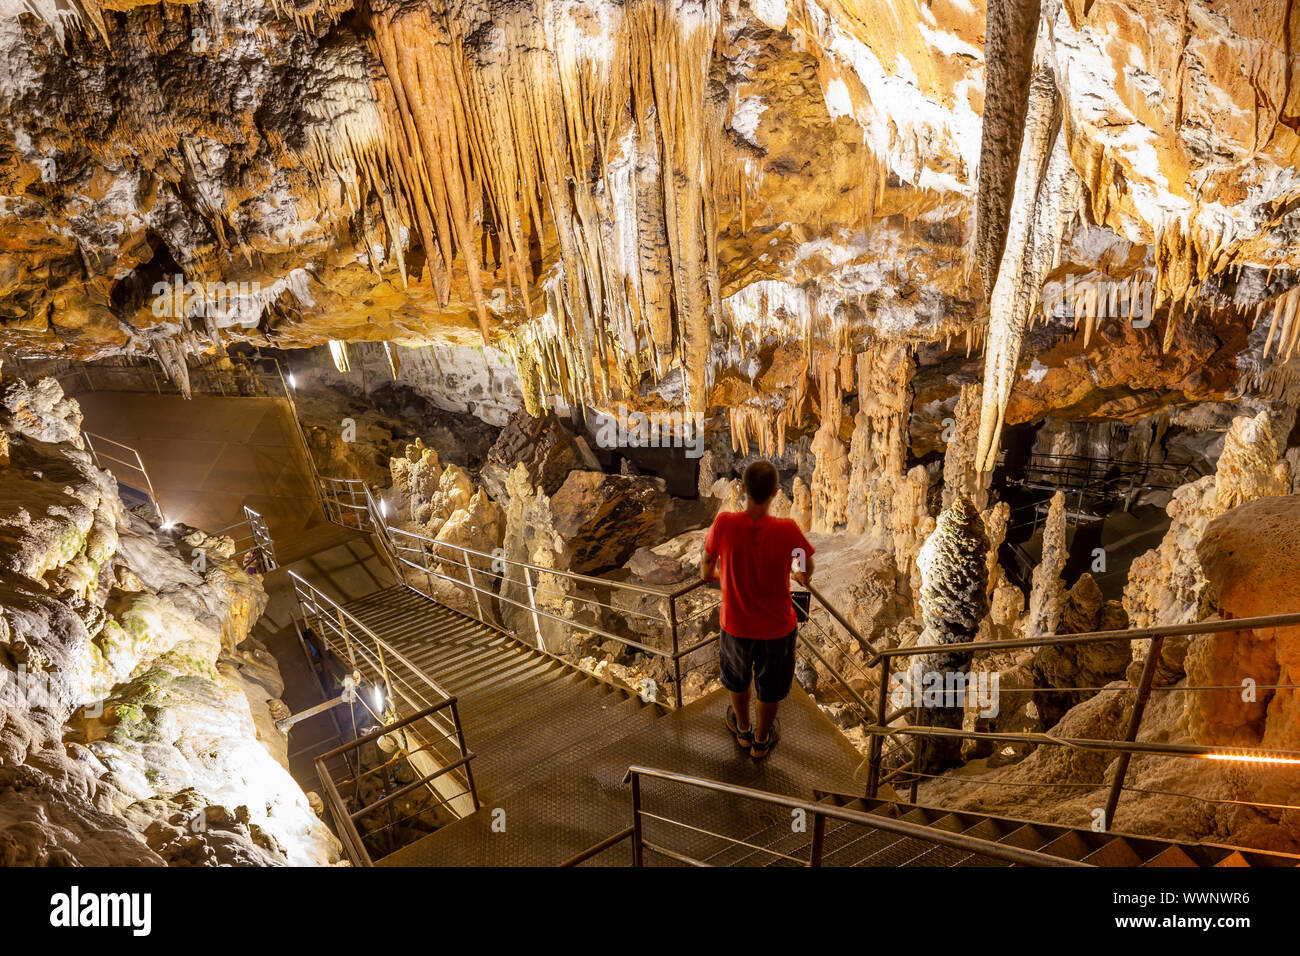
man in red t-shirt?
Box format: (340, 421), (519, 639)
(701, 460), (814, 759)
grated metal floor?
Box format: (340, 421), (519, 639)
(332, 586), (867, 866)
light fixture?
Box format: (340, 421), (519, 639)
(287, 372), (296, 389)
(372, 686), (385, 714)
(378, 499), (388, 518)
(328, 340), (351, 373)
(1202, 751), (1300, 766)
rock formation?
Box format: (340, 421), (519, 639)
(0, 375), (337, 865)
(906, 496), (990, 774)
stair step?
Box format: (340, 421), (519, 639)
(1037, 830), (1096, 862)
(451, 665), (582, 721)
(998, 824), (1053, 852)
(1083, 837), (1146, 867)
(436, 652), (554, 695)
(468, 677), (618, 745)
(1144, 845), (1198, 867)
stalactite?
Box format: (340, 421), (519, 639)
(975, 66), (1082, 472)
(973, 0), (1044, 295)
(1260, 286), (1300, 361)
(358, 0), (726, 412)
(383, 341), (400, 380)
(152, 338), (192, 400)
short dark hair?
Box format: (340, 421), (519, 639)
(742, 460), (779, 505)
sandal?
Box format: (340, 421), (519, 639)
(725, 706), (753, 751)
(750, 722), (780, 760)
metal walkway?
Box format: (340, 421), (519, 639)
(318, 585), (864, 865)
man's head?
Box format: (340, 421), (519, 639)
(742, 460), (779, 509)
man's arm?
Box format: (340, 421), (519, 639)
(701, 551), (719, 581)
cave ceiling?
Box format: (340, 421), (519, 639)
(1, 0), (1298, 432)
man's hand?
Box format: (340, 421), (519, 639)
(791, 554), (814, 587)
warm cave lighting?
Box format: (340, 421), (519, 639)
(1202, 750), (1300, 766)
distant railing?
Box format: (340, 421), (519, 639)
(210, 506), (278, 571)
(83, 431), (167, 525)
(386, 522), (715, 709)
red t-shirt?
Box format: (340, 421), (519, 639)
(704, 511), (814, 639)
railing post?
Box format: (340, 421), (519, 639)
(630, 772), (644, 867)
(461, 546), (485, 621)
(670, 593), (683, 710)
(449, 699), (479, 811)
(523, 566), (544, 651)
(809, 811), (827, 867)
(1103, 634), (1165, 831)
(418, 538), (436, 595)
(866, 656), (891, 797)
(338, 609), (357, 669)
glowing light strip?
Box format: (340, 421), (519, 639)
(1202, 752), (1300, 766)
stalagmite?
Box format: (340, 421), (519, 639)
(1025, 490), (1067, 639)
(941, 383), (989, 512)
(908, 497), (990, 774)
(845, 345), (914, 546)
(1124, 411), (1292, 683)
(790, 476), (812, 533)
(809, 417), (848, 533)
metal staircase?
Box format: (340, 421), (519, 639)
(336, 585), (668, 805)
(563, 774), (1300, 867)
(809, 794), (1300, 868)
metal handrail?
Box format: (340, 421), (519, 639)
(388, 523), (701, 598)
(561, 765), (1090, 867)
(865, 611), (1300, 666)
(205, 506), (278, 571)
(84, 430), (166, 524)
(313, 699), (479, 866)
(289, 570), (457, 710)
(319, 473), (887, 719)
(863, 608), (1300, 828)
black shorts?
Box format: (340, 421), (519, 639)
(718, 628), (798, 703)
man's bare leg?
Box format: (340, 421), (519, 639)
(754, 700), (779, 742)
(729, 688), (752, 732)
